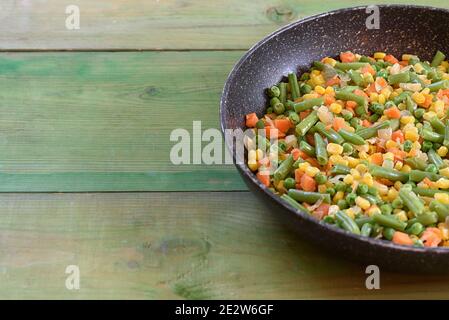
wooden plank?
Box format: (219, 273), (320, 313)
(0, 0), (448, 50)
(0, 51), (246, 192)
(1, 191), (449, 299)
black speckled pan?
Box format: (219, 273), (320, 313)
(220, 5), (449, 273)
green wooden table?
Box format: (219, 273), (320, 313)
(2, 0), (449, 299)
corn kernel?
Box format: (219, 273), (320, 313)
(401, 164), (412, 173)
(311, 70), (321, 76)
(422, 88), (430, 95)
(345, 208), (355, 219)
(323, 57), (337, 66)
(435, 193), (449, 205)
(394, 161), (403, 170)
(315, 85), (326, 95)
(355, 164), (368, 174)
(325, 86), (335, 95)
(381, 87), (392, 99)
(248, 149), (257, 161)
(374, 182), (388, 195)
(369, 92), (379, 102)
(298, 162), (310, 172)
(318, 184), (327, 193)
(305, 166), (320, 177)
(311, 74), (325, 86)
(329, 102), (342, 114)
(350, 169), (361, 180)
(394, 211), (408, 222)
(329, 154), (348, 166)
(374, 52), (386, 59)
(402, 54), (413, 61)
(436, 178), (449, 189)
(362, 173), (374, 187)
(343, 174), (354, 185)
(412, 92), (426, 104)
(414, 63), (424, 73)
(423, 111), (437, 121)
(400, 116), (415, 125)
(255, 149), (264, 161)
(439, 167), (449, 178)
(378, 93), (386, 105)
(355, 196), (371, 210)
(358, 151), (368, 160)
(385, 140), (397, 149)
(438, 223), (449, 240)
(405, 130), (419, 142)
(248, 159), (258, 171)
(367, 205), (381, 217)
(387, 188), (399, 202)
(438, 146), (448, 157)
(347, 157), (359, 168)
(333, 191), (344, 202)
(394, 181), (403, 190)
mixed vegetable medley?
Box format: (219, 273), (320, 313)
(244, 50), (449, 247)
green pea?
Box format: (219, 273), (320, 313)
(300, 84), (312, 95)
(422, 141), (433, 152)
(256, 119), (265, 129)
(342, 143), (354, 155)
(335, 182), (347, 192)
(414, 108), (425, 119)
(326, 188), (336, 197)
(357, 183), (369, 195)
(323, 215), (335, 224)
(337, 199), (348, 210)
(383, 227), (396, 241)
(403, 140), (413, 152)
(284, 177), (296, 190)
(380, 204), (393, 215)
(392, 198), (403, 209)
(315, 173), (327, 185)
(273, 102), (285, 115)
(425, 163), (438, 173)
(270, 97), (280, 107)
(288, 112), (300, 124)
(266, 107), (273, 114)
(268, 85), (281, 97)
(342, 111), (353, 121)
(346, 193), (357, 206)
(368, 186), (378, 196)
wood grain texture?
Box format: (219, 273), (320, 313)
(1, 191), (449, 299)
(0, 51), (246, 191)
(0, 0), (448, 50)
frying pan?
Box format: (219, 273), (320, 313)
(220, 5), (449, 272)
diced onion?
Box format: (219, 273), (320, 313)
(317, 106), (333, 124)
(399, 83), (422, 92)
(308, 199), (323, 211)
(285, 135), (297, 149)
(378, 127), (392, 140)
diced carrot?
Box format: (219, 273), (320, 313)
(421, 228), (443, 247)
(375, 77), (388, 90)
(384, 106), (401, 119)
(313, 203), (330, 220)
(245, 113), (259, 128)
(300, 174), (316, 192)
(306, 157), (320, 167)
(392, 231), (414, 246)
(388, 147), (407, 161)
(370, 153), (383, 166)
(256, 171), (270, 187)
(325, 76), (340, 87)
(324, 94), (336, 106)
(333, 117), (346, 131)
(399, 60), (408, 67)
(361, 64), (376, 76)
(384, 54), (399, 64)
(306, 133), (315, 146)
(274, 118), (292, 133)
(361, 119), (371, 127)
(346, 100), (357, 110)
(422, 95), (433, 108)
(340, 51), (356, 63)
(365, 83), (377, 94)
(294, 168), (304, 183)
(291, 148), (303, 161)
(299, 110), (311, 120)
(391, 130), (405, 143)
(423, 177), (434, 187)
(258, 157), (270, 167)
(264, 127), (285, 139)
(353, 89), (368, 98)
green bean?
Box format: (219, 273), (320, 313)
(405, 222), (424, 236)
(314, 132), (328, 166)
(430, 50), (446, 68)
(335, 90), (367, 107)
(405, 95), (417, 113)
(383, 227), (396, 241)
(288, 97), (324, 112)
(416, 212), (438, 226)
(369, 164), (409, 182)
(355, 217), (372, 228)
(315, 122), (344, 144)
(356, 121), (391, 139)
(409, 71), (427, 86)
(444, 122), (449, 148)
(428, 148), (445, 168)
(313, 61), (325, 70)
(273, 154), (294, 181)
(372, 213), (407, 231)
(388, 72), (410, 85)
(288, 189), (331, 204)
(399, 188), (424, 216)
(409, 170), (442, 182)
(392, 91), (411, 105)
(299, 140), (316, 157)
(281, 194), (311, 213)
(405, 157), (428, 171)
(336, 211), (361, 235)
(295, 110), (318, 136)
(339, 129), (366, 145)
(430, 116), (446, 134)
(334, 62), (369, 71)
(429, 200), (449, 222)
(413, 187), (449, 197)
(332, 165), (351, 176)
(427, 79), (449, 92)
(278, 82), (287, 105)
(390, 119), (400, 131)
(288, 73), (300, 100)
(422, 129), (444, 143)
(348, 70), (364, 86)
(361, 223), (373, 237)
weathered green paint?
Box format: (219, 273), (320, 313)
(0, 0), (447, 50)
(2, 191), (449, 299)
(0, 51), (246, 192)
